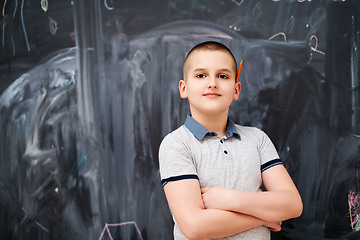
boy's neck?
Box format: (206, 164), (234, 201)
(191, 111), (228, 138)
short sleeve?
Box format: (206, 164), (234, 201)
(258, 129), (283, 172)
(158, 129), (198, 187)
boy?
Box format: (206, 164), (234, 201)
(158, 41), (303, 240)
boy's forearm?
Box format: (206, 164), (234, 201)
(233, 190), (303, 222)
(182, 208), (271, 240)
(203, 188), (302, 223)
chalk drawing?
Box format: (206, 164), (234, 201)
(21, 0), (30, 52)
(104, 0), (114, 10)
(309, 35), (325, 55)
(21, 208), (50, 233)
(228, 25), (240, 31)
(41, 0), (48, 12)
(98, 221), (144, 240)
(193, 34), (232, 39)
(252, 2), (262, 20)
(285, 16), (295, 33)
(70, 154), (87, 175)
(268, 33), (324, 64)
(348, 189), (360, 231)
(2, 0), (6, 48)
(230, 0), (245, 6)
(13, 0), (18, 18)
(268, 32), (325, 65)
(268, 32), (287, 42)
(11, 35), (15, 55)
(49, 17), (58, 35)
(2, 0), (7, 17)
(308, 35), (325, 64)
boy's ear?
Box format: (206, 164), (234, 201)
(179, 80), (188, 99)
(233, 82), (241, 101)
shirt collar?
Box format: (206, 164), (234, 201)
(184, 114), (240, 141)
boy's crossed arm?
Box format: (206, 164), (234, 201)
(164, 179), (282, 240)
(201, 164), (303, 223)
(163, 164), (302, 240)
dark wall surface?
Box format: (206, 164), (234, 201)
(1, 0), (360, 239)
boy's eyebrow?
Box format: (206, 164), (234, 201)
(192, 68), (206, 72)
(192, 68), (233, 73)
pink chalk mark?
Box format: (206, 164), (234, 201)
(99, 221), (144, 240)
(193, 34), (233, 40)
(348, 189), (360, 229)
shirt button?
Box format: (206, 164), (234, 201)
(224, 150), (228, 154)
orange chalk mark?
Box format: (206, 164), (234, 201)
(236, 60), (243, 83)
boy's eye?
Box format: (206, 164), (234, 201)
(196, 74), (206, 78)
(219, 74), (229, 79)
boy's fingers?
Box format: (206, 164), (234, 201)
(200, 187), (209, 193)
(270, 222), (282, 232)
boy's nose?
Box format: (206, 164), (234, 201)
(208, 76), (218, 88)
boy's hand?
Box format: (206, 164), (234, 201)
(201, 187), (233, 210)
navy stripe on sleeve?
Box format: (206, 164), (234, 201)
(261, 159), (283, 172)
(161, 174), (199, 187)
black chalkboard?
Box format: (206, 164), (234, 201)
(0, 0), (360, 239)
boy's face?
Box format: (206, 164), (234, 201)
(179, 49), (241, 117)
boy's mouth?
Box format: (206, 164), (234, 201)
(203, 92), (221, 97)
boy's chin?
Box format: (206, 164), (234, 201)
(195, 109), (230, 116)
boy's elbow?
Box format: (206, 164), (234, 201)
(178, 215), (205, 240)
(278, 193), (303, 221)
(184, 231), (202, 240)
(294, 198), (303, 218)
(182, 222), (203, 240)
(288, 194), (303, 219)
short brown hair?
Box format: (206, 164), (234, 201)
(183, 41), (237, 80)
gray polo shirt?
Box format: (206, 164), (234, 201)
(159, 115), (282, 240)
